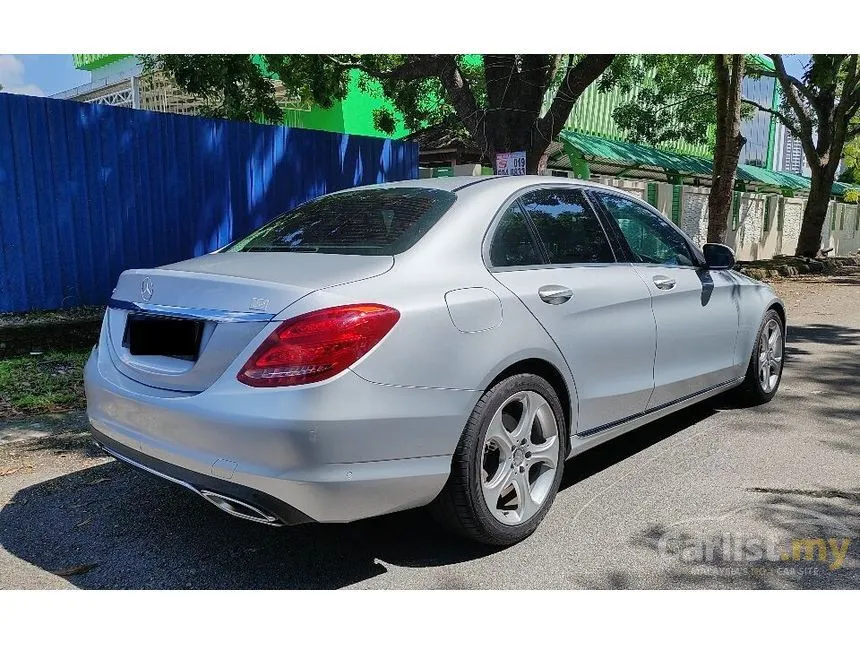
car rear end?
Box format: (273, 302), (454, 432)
(85, 185), (475, 525)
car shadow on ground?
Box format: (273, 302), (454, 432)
(1, 398), (725, 590)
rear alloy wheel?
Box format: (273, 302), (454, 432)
(432, 374), (566, 545)
(481, 390), (560, 526)
(731, 309), (785, 405)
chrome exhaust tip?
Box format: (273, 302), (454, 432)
(199, 490), (283, 526)
(95, 440), (284, 527)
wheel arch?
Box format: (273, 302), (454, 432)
(483, 357), (576, 442)
(768, 299), (786, 330)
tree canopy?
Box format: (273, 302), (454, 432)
(746, 55), (860, 255)
(607, 55), (761, 155)
(141, 54), (617, 172)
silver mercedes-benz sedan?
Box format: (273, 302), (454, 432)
(85, 175), (786, 545)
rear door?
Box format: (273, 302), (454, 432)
(488, 187), (657, 434)
(591, 190), (740, 408)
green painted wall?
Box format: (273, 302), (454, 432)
(562, 61), (718, 158)
(282, 70), (408, 138)
(73, 54), (131, 71)
(74, 55), (404, 138)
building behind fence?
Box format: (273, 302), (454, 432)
(0, 93), (418, 313)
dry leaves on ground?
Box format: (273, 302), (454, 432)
(50, 563), (98, 577)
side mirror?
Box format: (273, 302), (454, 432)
(703, 243), (736, 270)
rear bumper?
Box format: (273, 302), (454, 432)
(85, 345), (478, 523)
(91, 427), (312, 526)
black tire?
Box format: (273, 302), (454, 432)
(431, 373), (566, 546)
(730, 308), (785, 405)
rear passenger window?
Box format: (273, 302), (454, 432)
(489, 204), (543, 267)
(519, 189), (615, 264)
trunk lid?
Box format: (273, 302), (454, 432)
(105, 253), (393, 392)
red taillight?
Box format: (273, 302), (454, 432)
(237, 304), (400, 387)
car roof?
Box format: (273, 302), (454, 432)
(357, 174), (631, 197)
(371, 175), (705, 263)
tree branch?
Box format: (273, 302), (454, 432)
(769, 54), (819, 164)
(483, 54), (517, 111)
(830, 57), (860, 161)
(327, 54), (490, 157)
(434, 55), (489, 157)
(647, 92), (714, 116)
(837, 57), (860, 131)
(324, 55), (442, 81)
(533, 54), (615, 149)
(739, 98), (801, 139)
(839, 55), (858, 108)
(758, 56), (816, 105)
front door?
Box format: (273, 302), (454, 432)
(487, 188), (657, 433)
(592, 190), (740, 409)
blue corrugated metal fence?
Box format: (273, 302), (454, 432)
(0, 92), (418, 313)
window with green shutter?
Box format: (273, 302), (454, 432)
(731, 192), (741, 230)
(671, 185), (682, 225)
(646, 183), (658, 207)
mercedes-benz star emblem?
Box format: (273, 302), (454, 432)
(140, 276), (154, 302)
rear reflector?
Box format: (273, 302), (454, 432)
(237, 304), (400, 387)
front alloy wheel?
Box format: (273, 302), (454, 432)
(758, 317), (783, 394)
(732, 308), (785, 405)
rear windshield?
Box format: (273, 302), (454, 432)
(223, 187), (457, 255)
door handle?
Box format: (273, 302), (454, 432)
(652, 275), (676, 291)
(538, 285), (573, 305)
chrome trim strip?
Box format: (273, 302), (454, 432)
(95, 441), (283, 526)
(95, 440), (199, 494)
(576, 377), (742, 437)
(108, 298), (274, 323)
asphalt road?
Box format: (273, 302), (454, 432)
(1, 272), (858, 589)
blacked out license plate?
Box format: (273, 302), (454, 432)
(125, 315), (204, 360)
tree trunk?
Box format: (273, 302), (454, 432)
(707, 55), (746, 244)
(434, 54), (615, 176)
(795, 163), (838, 257)
(707, 137), (745, 243)
(524, 148), (547, 174)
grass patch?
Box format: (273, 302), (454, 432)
(0, 349), (90, 417)
(0, 305), (105, 329)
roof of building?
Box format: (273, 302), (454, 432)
(556, 130), (859, 197)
